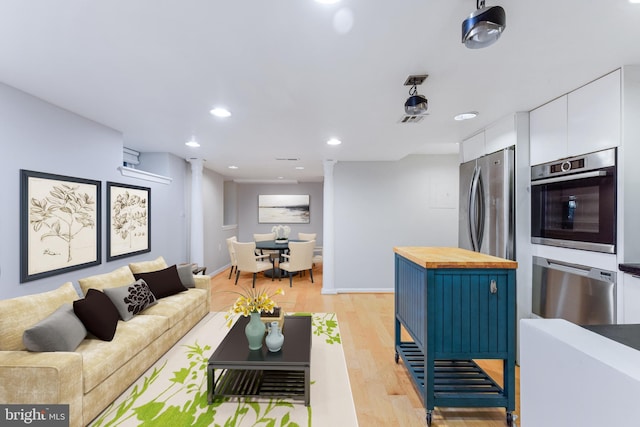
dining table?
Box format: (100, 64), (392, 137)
(255, 239), (303, 278)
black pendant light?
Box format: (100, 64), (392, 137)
(404, 74), (429, 115)
(462, 0), (506, 49)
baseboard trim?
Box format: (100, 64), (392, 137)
(334, 288), (394, 293)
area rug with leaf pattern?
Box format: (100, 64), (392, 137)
(90, 312), (358, 427)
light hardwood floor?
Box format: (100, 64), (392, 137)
(210, 263), (520, 427)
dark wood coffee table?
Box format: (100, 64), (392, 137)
(207, 315), (312, 405)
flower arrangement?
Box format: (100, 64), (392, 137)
(224, 286), (285, 327)
(271, 224), (291, 241)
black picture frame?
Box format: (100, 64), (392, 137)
(20, 170), (102, 283)
(106, 181), (151, 261)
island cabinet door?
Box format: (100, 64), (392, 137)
(427, 269), (515, 359)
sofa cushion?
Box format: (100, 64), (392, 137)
(73, 289), (120, 341)
(22, 303), (87, 352)
(78, 265), (136, 296)
(139, 288), (208, 328)
(76, 314), (169, 394)
(128, 256), (168, 274)
(133, 265), (187, 299)
(177, 264), (196, 288)
(0, 282), (80, 351)
(103, 279), (158, 321)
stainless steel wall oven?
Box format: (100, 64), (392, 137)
(531, 148), (616, 253)
(532, 256), (616, 325)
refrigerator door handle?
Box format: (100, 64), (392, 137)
(469, 165), (481, 251)
(476, 166), (485, 252)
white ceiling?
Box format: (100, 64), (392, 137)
(1, 1), (639, 182)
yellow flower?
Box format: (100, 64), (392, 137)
(223, 286), (284, 327)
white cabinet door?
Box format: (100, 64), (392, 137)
(623, 273), (640, 323)
(485, 114), (516, 155)
(568, 69), (621, 157)
(530, 95), (567, 165)
(461, 131), (485, 163)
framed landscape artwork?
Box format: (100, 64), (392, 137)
(20, 170), (101, 283)
(258, 194), (310, 224)
(107, 182), (151, 261)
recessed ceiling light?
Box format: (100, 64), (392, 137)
(327, 138), (342, 146)
(630, 0), (640, 4)
(277, 176), (285, 180)
(228, 165), (238, 169)
(210, 107), (231, 118)
(185, 139), (200, 147)
(454, 111), (479, 121)
(295, 166), (305, 170)
(315, 0), (340, 4)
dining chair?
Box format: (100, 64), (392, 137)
(232, 241), (274, 287)
(225, 236), (238, 279)
(254, 232), (279, 261)
(297, 233), (320, 273)
(297, 232), (317, 241)
(278, 240), (315, 287)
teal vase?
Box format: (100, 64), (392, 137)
(245, 312), (266, 350)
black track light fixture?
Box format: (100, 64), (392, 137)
(462, 0), (506, 49)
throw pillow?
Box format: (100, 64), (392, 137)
(176, 264), (196, 288)
(103, 279), (158, 321)
(22, 304), (87, 352)
(73, 289), (120, 341)
(134, 264), (188, 299)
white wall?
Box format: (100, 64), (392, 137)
(235, 183), (324, 245)
(0, 83), (190, 298)
(333, 154), (459, 292)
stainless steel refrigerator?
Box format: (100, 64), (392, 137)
(458, 146), (515, 260)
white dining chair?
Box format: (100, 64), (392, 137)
(254, 232), (279, 261)
(297, 232), (317, 241)
(279, 240), (315, 287)
(226, 236), (238, 279)
(233, 241), (274, 287)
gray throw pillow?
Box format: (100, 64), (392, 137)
(23, 303), (87, 352)
(176, 264), (196, 288)
(104, 279), (158, 321)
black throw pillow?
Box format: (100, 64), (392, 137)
(73, 289), (120, 341)
(134, 264), (188, 299)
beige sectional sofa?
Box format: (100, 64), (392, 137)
(0, 257), (211, 427)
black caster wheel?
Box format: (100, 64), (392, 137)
(395, 352), (399, 363)
(426, 410), (432, 426)
(506, 412), (513, 426)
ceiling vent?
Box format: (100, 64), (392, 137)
(275, 158), (300, 161)
(398, 114), (426, 124)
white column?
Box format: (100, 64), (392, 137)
(322, 159), (337, 294)
(188, 158), (204, 266)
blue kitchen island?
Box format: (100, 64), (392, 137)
(394, 247), (517, 426)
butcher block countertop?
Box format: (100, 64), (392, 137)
(394, 246), (518, 269)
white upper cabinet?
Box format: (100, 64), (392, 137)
(567, 70), (621, 157)
(485, 114), (517, 155)
(460, 131), (485, 163)
(530, 96), (567, 165)
(461, 114), (520, 163)
(530, 69), (621, 166)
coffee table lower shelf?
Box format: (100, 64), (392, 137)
(210, 368), (308, 405)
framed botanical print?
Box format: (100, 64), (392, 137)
(20, 170), (101, 282)
(107, 182), (151, 261)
